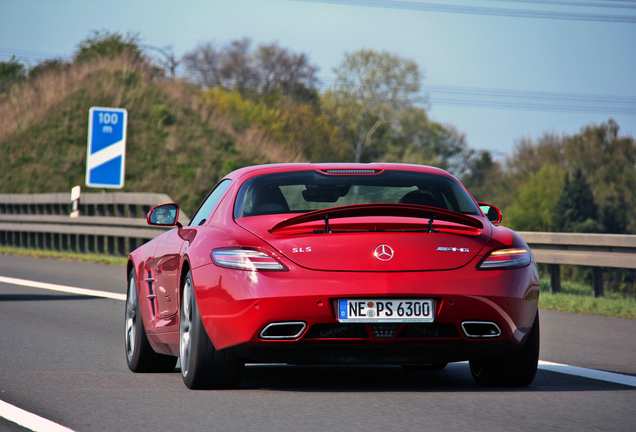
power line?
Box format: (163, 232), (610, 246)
(289, 0), (636, 22)
(0, 48), (70, 64)
(321, 79), (636, 114)
(488, 0), (636, 9)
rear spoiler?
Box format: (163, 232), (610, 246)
(269, 203), (483, 233)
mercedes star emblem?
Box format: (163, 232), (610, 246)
(374, 244), (394, 261)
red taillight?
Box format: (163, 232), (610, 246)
(477, 247), (531, 270)
(211, 248), (288, 271)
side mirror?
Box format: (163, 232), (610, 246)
(478, 203), (502, 224)
(148, 203), (180, 226)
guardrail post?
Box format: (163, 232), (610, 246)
(117, 237), (125, 255)
(592, 267), (604, 297)
(548, 264), (561, 293)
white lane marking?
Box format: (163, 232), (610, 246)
(0, 276), (126, 301)
(0, 399), (75, 432)
(538, 360), (636, 387)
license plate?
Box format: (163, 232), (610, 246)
(337, 299), (434, 323)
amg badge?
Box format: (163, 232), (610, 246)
(437, 247), (470, 253)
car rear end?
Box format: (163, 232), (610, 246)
(193, 164), (539, 366)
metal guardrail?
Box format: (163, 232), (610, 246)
(0, 192), (189, 256)
(519, 232), (636, 297)
(1, 194), (634, 296)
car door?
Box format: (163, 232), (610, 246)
(151, 179), (233, 318)
(152, 229), (186, 318)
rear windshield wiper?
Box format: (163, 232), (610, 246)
(269, 203), (483, 233)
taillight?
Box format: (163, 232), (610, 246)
(211, 248), (288, 271)
(477, 247), (531, 270)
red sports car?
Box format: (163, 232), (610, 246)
(125, 163), (540, 389)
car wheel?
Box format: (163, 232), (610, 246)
(179, 271), (244, 389)
(469, 311), (540, 387)
(125, 269), (178, 372)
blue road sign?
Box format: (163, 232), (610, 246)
(86, 107), (128, 188)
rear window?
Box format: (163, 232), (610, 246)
(234, 170), (479, 218)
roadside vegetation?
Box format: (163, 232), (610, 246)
(538, 279), (636, 320)
(0, 246), (127, 267)
(1, 30), (635, 308)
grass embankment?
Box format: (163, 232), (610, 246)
(0, 246), (127, 267)
(0, 55), (303, 216)
(1, 246), (634, 319)
(538, 279), (636, 320)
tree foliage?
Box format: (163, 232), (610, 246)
(382, 108), (472, 174)
(0, 56), (27, 96)
(460, 150), (504, 204)
(28, 58), (69, 80)
(506, 165), (565, 231)
(503, 120), (636, 234)
(74, 30), (144, 63)
(554, 169), (602, 233)
(203, 88), (347, 162)
(323, 49), (421, 162)
(182, 38), (319, 102)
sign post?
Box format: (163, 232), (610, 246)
(86, 107), (128, 189)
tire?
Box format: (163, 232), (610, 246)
(469, 311), (540, 387)
(125, 269), (178, 373)
(179, 271), (244, 389)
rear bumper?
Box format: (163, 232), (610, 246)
(231, 342), (518, 365)
(191, 259), (539, 363)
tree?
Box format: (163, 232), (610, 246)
(460, 150), (505, 204)
(505, 165), (565, 231)
(181, 39), (319, 101)
(74, 30), (144, 63)
(323, 49), (422, 162)
(28, 58), (69, 80)
(554, 169), (602, 233)
(182, 42), (222, 88)
(381, 107), (472, 174)
(220, 38), (257, 93)
(0, 56), (27, 95)
(144, 44), (179, 80)
(253, 42), (319, 102)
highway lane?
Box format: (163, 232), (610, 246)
(1, 255), (635, 432)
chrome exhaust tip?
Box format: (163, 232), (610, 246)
(461, 321), (502, 338)
(260, 322), (307, 340)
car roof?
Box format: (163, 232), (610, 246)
(224, 163), (457, 183)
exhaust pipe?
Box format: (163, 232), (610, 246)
(260, 322), (307, 340)
(461, 321), (502, 338)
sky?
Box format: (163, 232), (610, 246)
(1, 0), (635, 158)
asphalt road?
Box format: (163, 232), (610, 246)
(0, 255), (635, 432)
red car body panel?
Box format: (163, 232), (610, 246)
(128, 163), (539, 365)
